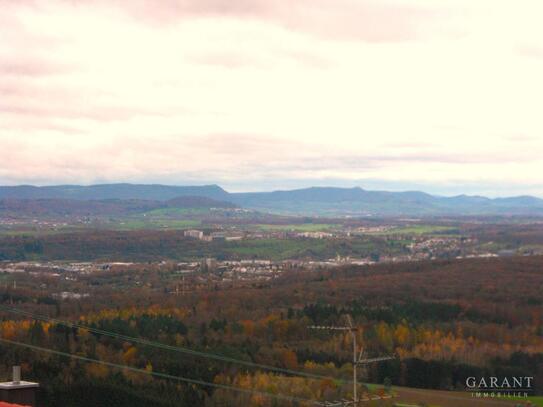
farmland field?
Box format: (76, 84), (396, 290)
(374, 225), (459, 235)
(255, 223), (339, 231)
(392, 386), (531, 407)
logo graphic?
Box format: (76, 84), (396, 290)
(465, 376), (534, 399)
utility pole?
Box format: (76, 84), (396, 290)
(310, 315), (395, 406)
(348, 316), (359, 405)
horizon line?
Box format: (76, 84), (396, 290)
(0, 182), (541, 200)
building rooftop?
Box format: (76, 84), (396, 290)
(0, 381), (39, 390)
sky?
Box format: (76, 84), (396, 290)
(1, 0), (543, 196)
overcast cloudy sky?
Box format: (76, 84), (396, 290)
(1, 1), (543, 196)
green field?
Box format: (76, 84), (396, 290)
(0, 226), (86, 236)
(513, 396), (543, 406)
(255, 223), (338, 232)
(224, 238), (326, 260)
(390, 385), (540, 407)
(110, 219), (201, 230)
(222, 237), (389, 261)
(143, 207), (209, 216)
(375, 225), (458, 235)
(392, 399), (543, 407)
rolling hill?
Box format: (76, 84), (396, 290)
(229, 186), (543, 216)
(0, 184), (230, 201)
(1, 184), (543, 216)
(0, 196), (238, 218)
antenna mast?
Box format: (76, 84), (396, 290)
(309, 314), (395, 406)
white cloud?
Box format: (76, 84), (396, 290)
(1, 0), (543, 195)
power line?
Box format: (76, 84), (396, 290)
(0, 304), (351, 384)
(0, 337), (315, 405)
(1, 305), (503, 407)
(309, 315), (394, 407)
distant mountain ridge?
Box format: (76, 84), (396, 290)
(0, 183), (229, 201)
(0, 196), (237, 217)
(229, 186), (543, 216)
(1, 184), (543, 216)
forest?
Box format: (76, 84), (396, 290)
(0, 256), (542, 405)
(0, 230), (407, 262)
